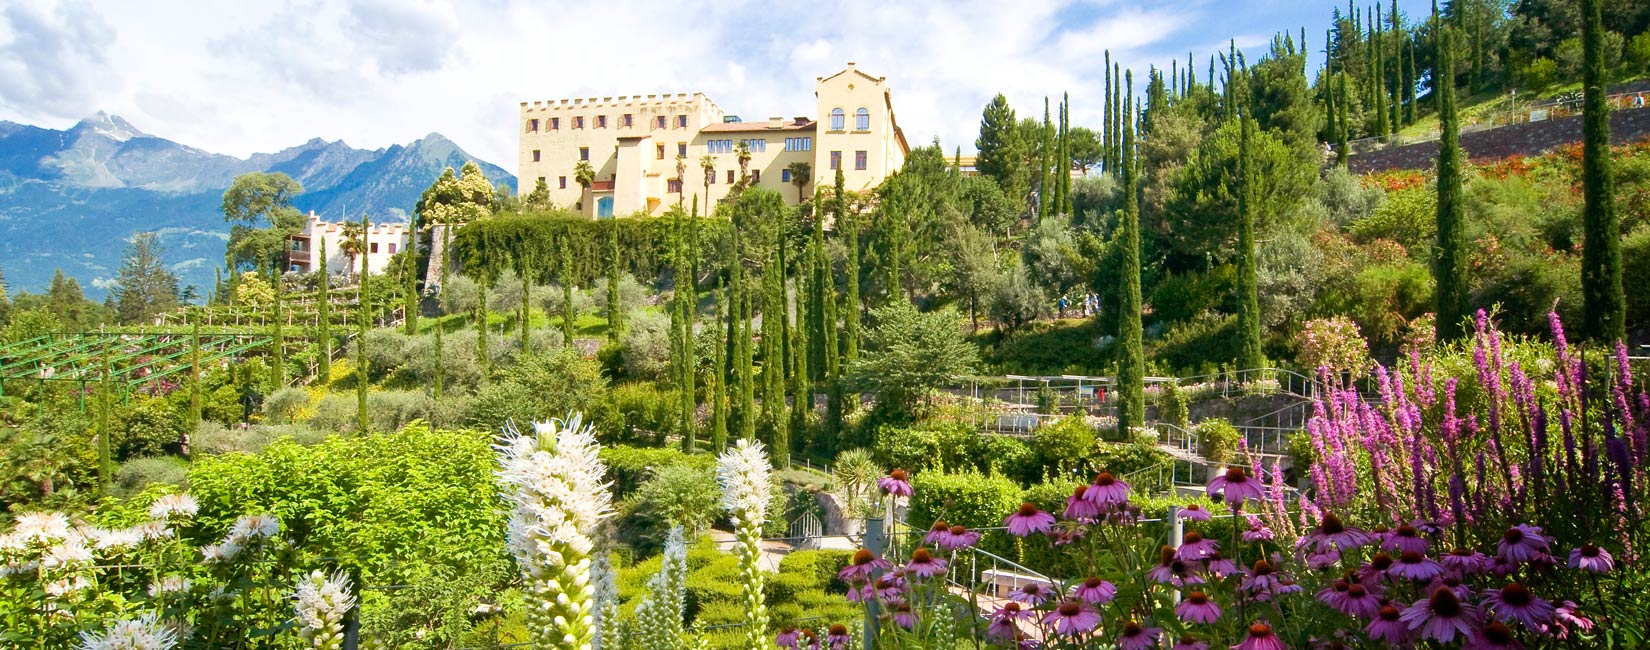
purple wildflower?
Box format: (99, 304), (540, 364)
(837, 549), (892, 582)
(1007, 581), (1054, 605)
(1389, 550), (1444, 581)
(1400, 587), (1482, 643)
(1231, 623), (1287, 650)
(1442, 547), (1491, 574)
(877, 470), (913, 498)
(1173, 637), (1210, 650)
(1497, 525), (1551, 564)
(1084, 472), (1131, 507)
(1203, 552), (1239, 578)
(1177, 531), (1220, 561)
(1241, 516), (1274, 542)
(825, 624), (851, 650)
(1383, 525), (1430, 555)
(1004, 503), (1056, 537)
(1365, 605), (1413, 644)
(1568, 544), (1614, 573)
(923, 520), (952, 546)
(1069, 577), (1116, 605)
(1301, 513), (1370, 553)
(1116, 622), (1161, 650)
(1483, 583), (1555, 629)
(1180, 503), (1213, 521)
(1207, 466), (1264, 508)
(1175, 590), (1222, 624)
(1466, 621), (1525, 650)
(1042, 600), (1101, 636)
(1547, 601), (1593, 639)
(904, 548), (948, 579)
(1064, 485), (1099, 520)
(936, 525), (980, 550)
(890, 603), (916, 629)
(1337, 583), (1382, 619)
(776, 626), (801, 650)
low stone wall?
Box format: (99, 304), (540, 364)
(1349, 105), (1650, 174)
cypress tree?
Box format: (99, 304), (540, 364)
(190, 317), (202, 427)
(1389, 0), (1402, 130)
(404, 208), (419, 334)
(1236, 111), (1265, 369)
(476, 280), (490, 381)
(519, 261), (532, 357)
(1581, 0), (1624, 342)
(676, 217), (697, 452)
(1103, 52), (1113, 175)
(1337, 73), (1351, 166)
(1039, 97), (1052, 222)
(1059, 93), (1072, 215)
(356, 214), (370, 434)
(838, 168), (860, 362)
(271, 275), (285, 390)
(1404, 36), (1417, 125)
(1114, 62), (1125, 174)
(560, 241), (576, 348)
(738, 244), (757, 443)
(711, 278), (728, 450)
(761, 208), (788, 465)
(316, 238), (331, 381)
(1433, 6), (1470, 341)
(789, 262), (809, 451)
(432, 325), (444, 402)
(606, 220), (624, 341)
(808, 202), (829, 381)
(1115, 72), (1146, 438)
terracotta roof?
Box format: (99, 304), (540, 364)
(699, 120), (816, 133)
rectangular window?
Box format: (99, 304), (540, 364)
(580, 147), (589, 161)
(596, 115), (608, 128)
(527, 118), (539, 132)
(668, 179), (682, 193)
(370, 242), (380, 254)
(622, 113), (633, 127)
(784, 137), (811, 152)
(656, 115), (667, 129)
(573, 116), (584, 129)
(830, 151), (841, 170)
(532, 149), (541, 162)
(656, 143), (666, 160)
(707, 139), (736, 154)
(752, 170), (760, 183)
(742, 139), (766, 152)
(550, 117), (560, 130)
(677, 115), (688, 128)
(726, 170), (735, 184)
(560, 176), (567, 189)
(678, 143), (687, 157)
(781, 168), (792, 183)
(389, 243), (398, 254)
(855, 150), (867, 170)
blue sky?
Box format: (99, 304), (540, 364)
(0, 0), (1436, 170)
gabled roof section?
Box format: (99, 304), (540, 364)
(817, 61), (885, 87)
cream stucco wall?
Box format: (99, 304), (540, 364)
(813, 63), (907, 195)
(289, 214), (411, 276)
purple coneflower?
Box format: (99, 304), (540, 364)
(1206, 467), (1264, 509)
(1177, 531), (1219, 561)
(1364, 605), (1413, 644)
(825, 624), (851, 650)
(1202, 551), (1239, 577)
(1547, 601), (1592, 639)
(1383, 525), (1430, 555)
(800, 628), (819, 650)
(923, 520), (952, 546)
(1443, 547), (1491, 574)
(1301, 513), (1370, 553)
(1008, 581), (1054, 605)
(1004, 503), (1056, 537)
(1466, 621), (1524, 650)
(1389, 550), (1444, 581)
(1568, 544), (1614, 573)
(838, 548), (893, 583)
(1147, 546), (1205, 587)
(1425, 575), (1472, 600)
(904, 548), (948, 579)
(1483, 582), (1554, 629)
(1231, 623), (1287, 650)
(1400, 586), (1482, 643)
(890, 602), (917, 629)
(845, 580), (874, 602)
(1069, 577), (1116, 605)
(1304, 547), (1341, 570)
(1180, 503), (1212, 521)
(1172, 637), (1209, 650)
(1084, 472), (1131, 507)
(1240, 560), (1286, 598)
(1176, 590), (1222, 624)
(1338, 584), (1382, 619)
(1063, 486), (1099, 520)
(878, 469), (913, 497)
(1316, 579), (1350, 611)
(1496, 525), (1551, 564)
(1241, 516), (1274, 542)
(937, 525), (980, 550)
(986, 615), (1021, 643)
(776, 626), (801, 649)
(1116, 621), (1161, 650)
(1357, 552), (1396, 584)
(1042, 600), (1101, 636)
(873, 575), (905, 602)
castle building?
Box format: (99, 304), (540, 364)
(517, 62), (909, 217)
(287, 212), (411, 276)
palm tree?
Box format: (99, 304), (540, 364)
(787, 161), (811, 204)
(700, 155), (716, 215)
(574, 160), (596, 216)
(675, 155), (687, 209)
(339, 219), (366, 277)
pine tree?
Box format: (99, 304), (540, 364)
(606, 220), (624, 341)
(316, 238), (332, 381)
(114, 232), (180, 324)
(1115, 72), (1146, 438)
(838, 169), (861, 363)
(1236, 110), (1265, 370)
(975, 94), (1027, 201)
(1581, 0), (1624, 342)
(356, 214), (371, 434)
(404, 208), (419, 334)
(1433, 6), (1470, 341)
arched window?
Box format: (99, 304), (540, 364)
(830, 108), (845, 131)
(855, 107), (870, 131)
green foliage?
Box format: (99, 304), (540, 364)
(112, 232), (179, 324)
(604, 383), (682, 445)
(1159, 383), (1190, 431)
(111, 455), (187, 497)
(1148, 266), (1234, 325)
(465, 348), (610, 429)
(1033, 414), (1096, 471)
(846, 303), (978, 420)
(1152, 311), (1239, 373)
(450, 213), (732, 289)
(906, 470), (1022, 534)
(1622, 226), (1650, 327)
(970, 434), (1040, 484)
(621, 463), (721, 553)
(115, 397), (186, 459)
(620, 310), (674, 381)
(262, 387), (310, 424)
(1, 306), (58, 344)
(1195, 418), (1242, 464)
(601, 445), (715, 499)
(871, 421), (973, 474)
(1350, 186), (1436, 251)
(987, 261), (1045, 337)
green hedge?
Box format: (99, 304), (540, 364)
(449, 213), (734, 288)
(600, 444), (714, 500)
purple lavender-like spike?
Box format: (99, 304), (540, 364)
(1471, 452), (1489, 525)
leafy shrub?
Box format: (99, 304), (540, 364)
(1196, 418), (1242, 464)
(364, 329), (410, 377)
(1152, 310), (1238, 373)
(969, 434), (1039, 484)
(601, 445), (713, 499)
(907, 471), (1022, 534)
(1318, 165), (1384, 226)
(871, 421), (973, 474)
(262, 387), (311, 424)
(1519, 57), (1559, 93)
(604, 383), (680, 444)
(464, 348), (610, 429)
(117, 398), (186, 459)
(112, 455), (188, 497)
(368, 390), (433, 433)
(309, 393), (359, 432)
(1624, 226), (1650, 328)
(1087, 442), (1172, 479)
(620, 463), (721, 553)
(1472, 252), (1583, 336)
(439, 275), (479, 315)
(1149, 266), (1233, 325)
(619, 311), (673, 381)
(1299, 316), (1371, 378)
(1159, 383), (1190, 431)
(1034, 414), (1096, 472)
(1350, 186), (1435, 252)
(190, 421), (328, 456)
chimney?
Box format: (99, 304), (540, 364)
(794, 116), (809, 125)
(768, 116), (783, 129)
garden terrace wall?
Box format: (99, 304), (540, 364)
(1349, 105), (1650, 173)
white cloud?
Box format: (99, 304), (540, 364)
(0, 0), (1393, 172)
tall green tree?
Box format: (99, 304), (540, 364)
(1114, 73), (1146, 438)
(1581, 0), (1624, 342)
(711, 278), (729, 450)
(316, 239), (332, 381)
(674, 217), (698, 452)
(838, 169), (861, 363)
(46, 270), (88, 330)
(403, 209), (419, 334)
(222, 172), (305, 272)
(1235, 114), (1265, 369)
(356, 213), (371, 434)
(560, 241), (576, 347)
(1433, 8), (1470, 341)
(975, 94), (1028, 205)
(606, 221), (624, 341)
(114, 232), (180, 324)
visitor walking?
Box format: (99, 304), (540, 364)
(1057, 295), (1069, 319)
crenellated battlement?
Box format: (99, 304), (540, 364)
(519, 92), (721, 113)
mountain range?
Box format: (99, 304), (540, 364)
(0, 112), (514, 298)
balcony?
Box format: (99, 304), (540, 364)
(590, 179), (614, 192)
